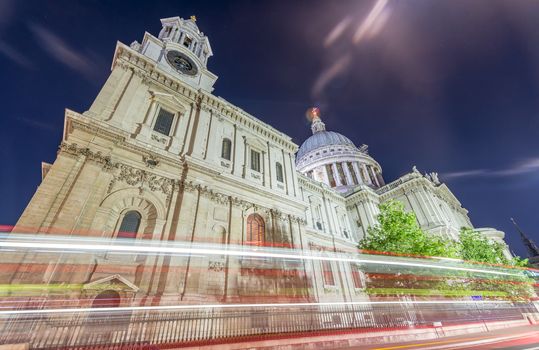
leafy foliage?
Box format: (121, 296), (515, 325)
(358, 200), (535, 300)
(359, 201), (459, 258)
(359, 201), (534, 300)
(359, 200), (528, 267)
(459, 227), (507, 264)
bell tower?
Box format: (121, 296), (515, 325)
(130, 16), (217, 92)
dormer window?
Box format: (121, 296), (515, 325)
(183, 36), (192, 48)
(153, 108), (175, 136)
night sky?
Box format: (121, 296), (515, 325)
(1, 0), (538, 257)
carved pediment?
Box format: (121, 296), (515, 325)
(83, 274), (139, 292)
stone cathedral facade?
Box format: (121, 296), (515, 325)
(12, 16), (509, 306)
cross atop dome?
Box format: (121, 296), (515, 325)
(308, 107), (326, 134)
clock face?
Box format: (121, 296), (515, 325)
(166, 50), (198, 76)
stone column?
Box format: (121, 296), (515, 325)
(405, 189), (428, 227)
(343, 162), (355, 185)
(421, 191), (446, 227)
(322, 165), (331, 185)
(107, 71), (143, 127)
(367, 166), (379, 187)
(267, 142), (273, 188)
(287, 152), (298, 197)
(281, 149), (289, 195)
(231, 125), (237, 175)
(352, 162), (364, 184)
(361, 164), (372, 185)
(331, 163), (343, 186)
(242, 137), (247, 179)
(88, 65), (132, 120)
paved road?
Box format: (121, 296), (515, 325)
(342, 325), (539, 349)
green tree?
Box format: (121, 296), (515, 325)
(358, 200), (459, 258)
(459, 227), (528, 267)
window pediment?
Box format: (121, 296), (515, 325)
(149, 90), (188, 114)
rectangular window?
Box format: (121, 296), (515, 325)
(183, 37), (192, 48)
(221, 138), (232, 160)
(322, 260), (335, 286)
(351, 263), (363, 289)
(153, 108), (175, 135)
(276, 163), (284, 182)
(250, 150), (261, 172)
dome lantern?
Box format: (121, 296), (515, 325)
(309, 107), (326, 134)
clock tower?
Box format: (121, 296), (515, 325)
(131, 16), (217, 92)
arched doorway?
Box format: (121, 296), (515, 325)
(92, 290), (121, 308)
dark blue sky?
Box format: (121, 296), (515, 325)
(1, 0), (538, 257)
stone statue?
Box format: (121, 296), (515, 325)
(412, 165), (420, 174)
(430, 172), (440, 185)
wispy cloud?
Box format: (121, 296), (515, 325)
(444, 158), (539, 180)
(0, 41), (33, 69)
(28, 23), (98, 80)
(14, 116), (56, 132)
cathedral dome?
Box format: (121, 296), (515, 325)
(296, 108), (385, 193)
(297, 131), (355, 161)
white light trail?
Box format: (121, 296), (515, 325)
(0, 300), (512, 316)
(0, 240), (522, 277)
(353, 0), (389, 43)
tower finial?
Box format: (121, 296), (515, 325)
(190, 15), (197, 22)
(511, 218), (539, 258)
(308, 107), (326, 134)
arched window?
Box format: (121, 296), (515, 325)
(275, 162), (284, 182)
(221, 138), (232, 160)
(246, 214), (265, 246)
(117, 210), (141, 239)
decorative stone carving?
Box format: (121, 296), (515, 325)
(109, 164), (174, 198)
(430, 172), (440, 185)
(151, 133), (167, 144)
(143, 154), (160, 168)
(59, 142), (116, 171)
(208, 261), (225, 272)
(130, 41), (141, 51)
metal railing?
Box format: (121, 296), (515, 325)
(0, 302), (533, 349)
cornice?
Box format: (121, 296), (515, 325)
(58, 142), (180, 206)
(345, 185), (380, 207)
(183, 155), (308, 213)
(377, 172), (468, 215)
(181, 178), (306, 224)
(66, 109), (184, 169)
(296, 144), (382, 171)
(297, 174), (345, 203)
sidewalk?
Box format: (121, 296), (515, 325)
(340, 324), (539, 349)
